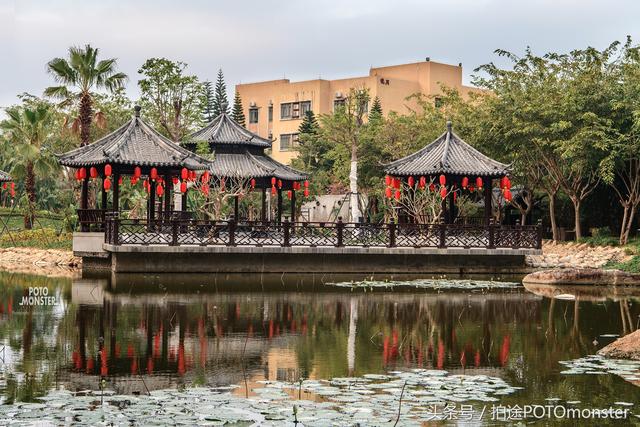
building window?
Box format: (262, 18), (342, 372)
(279, 133), (299, 151)
(281, 103), (292, 119)
(280, 101), (311, 120)
(268, 106), (273, 122)
(333, 99), (346, 111)
(249, 108), (259, 123)
(300, 101), (311, 116)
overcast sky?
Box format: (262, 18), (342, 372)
(1, 0), (639, 111)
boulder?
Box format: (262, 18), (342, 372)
(598, 330), (640, 361)
(523, 268), (640, 286)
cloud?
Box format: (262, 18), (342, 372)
(1, 0), (639, 112)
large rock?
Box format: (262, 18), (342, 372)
(523, 268), (640, 286)
(598, 330), (640, 361)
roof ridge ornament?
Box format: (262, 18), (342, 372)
(440, 122), (452, 168)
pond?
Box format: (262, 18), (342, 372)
(0, 271), (639, 425)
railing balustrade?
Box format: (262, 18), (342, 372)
(103, 216), (542, 250)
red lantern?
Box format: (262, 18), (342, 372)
(505, 177), (511, 190)
(172, 176), (179, 185)
(476, 177), (483, 189)
(287, 190), (292, 200)
(439, 174), (446, 186)
(394, 190), (401, 200)
(393, 178), (401, 189)
(10, 182), (14, 191)
(385, 187), (392, 199)
(440, 186), (447, 199)
(156, 184), (164, 197)
(271, 185), (276, 195)
(202, 184), (209, 196)
(429, 183), (435, 192)
(202, 171), (210, 183)
(250, 178), (256, 188)
(271, 177), (276, 186)
(303, 188), (309, 197)
(103, 177), (111, 191)
(408, 176), (415, 188)
(180, 181), (187, 193)
(104, 164), (112, 177)
(74, 169), (81, 181)
(504, 189), (513, 201)
(181, 168), (188, 180)
(118, 176), (123, 185)
(419, 176), (426, 189)
(90, 167), (98, 178)
(150, 168), (158, 180)
(189, 170), (196, 181)
(462, 177), (469, 188)
(79, 167), (87, 179)
(2, 183), (6, 190)
(10, 189), (15, 197)
(385, 175), (392, 186)
(304, 180), (309, 188)
(130, 176), (138, 185)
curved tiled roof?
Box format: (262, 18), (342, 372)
(384, 122), (509, 177)
(57, 108), (210, 170)
(0, 170), (11, 182)
(189, 113), (271, 148)
(209, 151), (307, 181)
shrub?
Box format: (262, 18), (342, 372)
(0, 227), (72, 250)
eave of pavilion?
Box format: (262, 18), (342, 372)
(56, 106), (210, 175)
(0, 170), (12, 182)
(384, 121), (509, 180)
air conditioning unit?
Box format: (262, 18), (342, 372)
(249, 101), (257, 107)
(335, 91), (343, 99)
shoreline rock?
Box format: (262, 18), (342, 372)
(526, 240), (631, 269)
(598, 329), (640, 361)
(0, 247), (80, 278)
(523, 268), (640, 286)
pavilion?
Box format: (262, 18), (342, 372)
(187, 112), (308, 222)
(0, 170), (11, 183)
(384, 121), (510, 225)
(57, 106), (210, 231)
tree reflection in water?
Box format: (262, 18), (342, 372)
(0, 272), (639, 408)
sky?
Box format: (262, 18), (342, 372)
(1, 0), (639, 112)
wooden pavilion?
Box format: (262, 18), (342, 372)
(187, 112), (308, 222)
(57, 106), (211, 231)
(384, 121), (509, 225)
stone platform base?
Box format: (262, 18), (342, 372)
(103, 244), (536, 275)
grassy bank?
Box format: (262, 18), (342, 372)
(579, 236), (640, 273)
(0, 228), (72, 250)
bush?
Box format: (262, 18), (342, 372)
(0, 228), (72, 250)
(590, 226), (612, 238)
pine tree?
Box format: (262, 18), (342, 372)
(369, 96), (383, 122)
(212, 69), (229, 117)
(298, 110), (319, 135)
(202, 81), (215, 122)
(231, 91), (246, 126)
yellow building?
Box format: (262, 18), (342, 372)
(236, 59), (482, 164)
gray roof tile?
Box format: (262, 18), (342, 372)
(384, 122), (509, 177)
(57, 112), (210, 170)
(0, 170), (11, 182)
(189, 113), (271, 148)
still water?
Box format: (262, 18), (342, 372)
(0, 271), (639, 425)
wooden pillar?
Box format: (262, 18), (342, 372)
(277, 188), (283, 224)
(164, 174), (171, 218)
(261, 187), (267, 223)
(441, 197), (447, 224)
(80, 175), (89, 209)
(181, 184), (188, 212)
(290, 189), (296, 222)
(149, 181), (156, 222)
(101, 181), (107, 210)
(484, 182), (492, 226)
(234, 195), (239, 220)
(448, 189), (455, 224)
(113, 173), (120, 212)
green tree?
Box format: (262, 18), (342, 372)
(299, 110), (318, 135)
(202, 81), (215, 122)
(213, 69), (229, 117)
(0, 102), (55, 228)
(231, 91), (246, 126)
(369, 96), (383, 122)
(138, 58), (205, 141)
(44, 44), (127, 146)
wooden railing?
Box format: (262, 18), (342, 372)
(105, 216), (542, 250)
(77, 209), (107, 232)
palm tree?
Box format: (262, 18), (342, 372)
(0, 104), (55, 228)
(45, 44), (127, 146)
